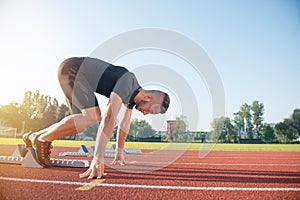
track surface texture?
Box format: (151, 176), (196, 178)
(0, 145), (299, 199)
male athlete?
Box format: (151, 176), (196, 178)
(22, 57), (170, 179)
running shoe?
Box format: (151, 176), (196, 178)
(32, 137), (53, 167)
(22, 132), (33, 148)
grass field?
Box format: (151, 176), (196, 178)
(0, 138), (300, 151)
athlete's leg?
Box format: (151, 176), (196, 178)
(40, 106), (101, 142)
(30, 57), (101, 167)
(31, 106), (100, 167)
(29, 123), (57, 138)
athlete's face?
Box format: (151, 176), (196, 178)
(135, 96), (162, 115)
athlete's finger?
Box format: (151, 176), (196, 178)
(110, 159), (117, 165)
(87, 168), (96, 180)
(96, 165), (102, 179)
(79, 168), (91, 178)
(120, 159), (126, 165)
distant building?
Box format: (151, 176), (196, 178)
(167, 120), (176, 141)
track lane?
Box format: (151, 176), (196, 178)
(0, 145), (299, 199)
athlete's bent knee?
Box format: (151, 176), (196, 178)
(82, 107), (101, 125)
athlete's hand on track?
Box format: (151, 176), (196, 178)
(79, 158), (104, 179)
(111, 149), (126, 165)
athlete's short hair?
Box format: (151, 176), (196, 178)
(149, 90), (170, 114)
(160, 92), (170, 114)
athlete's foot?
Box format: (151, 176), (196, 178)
(22, 132), (34, 148)
(32, 136), (53, 168)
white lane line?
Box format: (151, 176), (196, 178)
(126, 161), (300, 166)
(199, 157), (300, 160)
(173, 163), (300, 166)
(0, 176), (299, 191)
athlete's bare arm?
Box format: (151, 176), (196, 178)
(79, 92), (123, 179)
(111, 108), (132, 165)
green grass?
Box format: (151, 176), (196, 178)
(210, 143), (300, 151)
(1, 138), (300, 151)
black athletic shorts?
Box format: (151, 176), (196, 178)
(57, 57), (102, 114)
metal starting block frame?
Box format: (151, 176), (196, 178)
(59, 144), (142, 158)
(106, 144), (142, 155)
(124, 149), (142, 154)
(0, 145), (89, 168)
(58, 144), (91, 157)
(58, 145), (115, 158)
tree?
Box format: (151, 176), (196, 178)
(0, 90), (69, 134)
(274, 109), (300, 143)
(128, 119), (155, 140)
(224, 117), (238, 143)
(251, 100), (264, 138)
(0, 102), (23, 131)
(233, 112), (244, 138)
(260, 124), (276, 143)
(137, 119), (155, 138)
(174, 115), (187, 142)
(291, 108), (300, 137)
(80, 123), (99, 141)
(240, 103), (253, 139)
(40, 97), (59, 129)
(129, 119), (139, 141)
(56, 103), (70, 122)
(19, 91), (53, 131)
(233, 101), (265, 140)
(171, 115), (194, 142)
(210, 117), (237, 143)
(275, 118), (298, 143)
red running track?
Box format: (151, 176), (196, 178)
(0, 145), (299, 200)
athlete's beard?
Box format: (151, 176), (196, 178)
(135, 100), (147, 111)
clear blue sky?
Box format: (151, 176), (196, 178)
(0, 0), (299, 131)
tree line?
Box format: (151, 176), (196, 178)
(209, 100), (300, 144)
(0, 91), (70, 134)
(0, 90), (182, 142)
(0, 90), (159, 141)
(0, 91), (299, 143)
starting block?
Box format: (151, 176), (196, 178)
(59, 145), (92, 157)
(0, 145), (89, 168)
(105, 144), (142, 155)
(12, 144), (28, 157)
(59, 145), (115, 158)
(89, 146), (115, 158)
(124, 149), (142, 154)
(0, 156), (23, 164)
(58, 144), (142, 158)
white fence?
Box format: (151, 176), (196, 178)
(0, 126), (17, 138)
